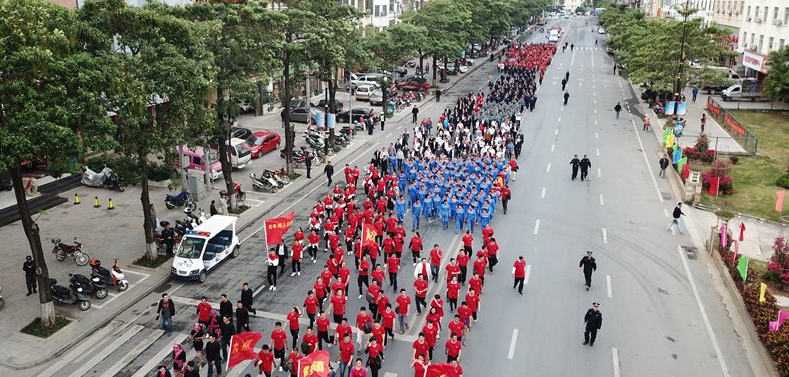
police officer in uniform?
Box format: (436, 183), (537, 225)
(570, 155), (580, 181)
(579, 251), (597, 291)
(583, 302), (603, 346)
(23, 256), (36, 295)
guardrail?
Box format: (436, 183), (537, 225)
(706, 96), (759, 155)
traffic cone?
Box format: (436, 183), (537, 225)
(93, 196), (100, 208)
(107, 198), (114, 210)
(74, 193), (80, 205)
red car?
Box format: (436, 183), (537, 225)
(246, 131), (281, 158)
(396, 76), (430, 92)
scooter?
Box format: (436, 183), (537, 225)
(49, 278), (91, 310)
(184, 207), (206, 227)
(219, 182), (247, 202)
(250, 173), (279, 193)
(51, 237), (90, 266)
(69, 273), (108, 299)
(304, 132), (326, 150)
(260, 170), (287, 188)
(164, 190), (196, 211)
(90, 259), (129, 292)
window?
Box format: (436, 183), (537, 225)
(769, 37), (774, 51)
(747, 5), (751, 18)
(780, 39), (786, 50)
(374, 5), (386, 17)
(389, 0), (394, 12)
(774, 7), (779, 22)
(739, 1), (744, 13)
(785, 8), (788, 25)
(750, 33), (755, 47)
(758, 35), (764, 51)
(754, 6), (758, 18)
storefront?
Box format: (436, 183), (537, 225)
(742, 49), (770, 83)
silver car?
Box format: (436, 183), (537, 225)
(355, 85), (377, 101)
(369, 90), (384, 105)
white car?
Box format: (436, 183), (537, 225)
(369, 90), (384, 105)
(355, 84), (377, 101)
(598, 27), (606, 34)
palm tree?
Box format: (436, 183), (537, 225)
(764, 46), (789, 103)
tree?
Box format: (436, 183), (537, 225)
(764, 46), (789, 103)
(0, 0), (116, 325)
(81, 0), (216, 260)
(163, 2), (284, 211)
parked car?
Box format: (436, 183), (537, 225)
(316, 99), (344, 112)
(337, 107), (376, 124)
(288, 98), (315, 111)
(445, 62), (459, 75)
(640, 88), (674, 102)
(396, 76), (430, 92)
(228, 138), (252, 169)
(246, 131), (281, 158)
(290, 105), (319, 124)
(231, 127), (252, 140)
(355, 85), (377, 101)
(369, 90), (384, 106)
(348, 73), (385, 90)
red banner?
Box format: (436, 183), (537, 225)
(264, 212), (295, 246)
(777, 190), (786, 213)
(708, 177), (720, 195)
(298, 350), (331, 377)
(426, 363), (459, 377)
(706, 97), (722, 117)
(361, 223), (377, 248)
(226, 331), (263, 371)
(723, 113), (746, 136)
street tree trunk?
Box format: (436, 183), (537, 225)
(328, 69), (337, 149)
(138, 157), (158, 260)
(283, 33), (294, 175)
(431, 56), (437, 86)
(216, 88), (237, 211)
(10, 165), (55, 326)
(419, 54), (425, 76)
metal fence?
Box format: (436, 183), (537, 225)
(706, 97), (759, 155)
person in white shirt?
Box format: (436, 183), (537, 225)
(267, 249), (280, 291)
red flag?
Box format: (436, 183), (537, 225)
(707, 177), (720, 195)
(777, 190), (786, 213)
(298, 350), (331, 377)
(263, 212), (296, 246)
(226, 331), (263, 371)
(681, 162), (690, 179)
(739, 222), (746, 242)
(426, 363), (458, 377)
(361, 223), (377, 248)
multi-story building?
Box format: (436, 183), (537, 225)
(710, 0), (745, 67)
(738, 0), (788, 82)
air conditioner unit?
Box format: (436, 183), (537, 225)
(747, 17), (752, 21)
(755, 17), (763, 23)
(727, 10), (732, 15)
(774, 19), (783, 26)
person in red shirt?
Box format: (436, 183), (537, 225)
(332, 276), (347, 297)
(481, 224), (495, 244)
(394, 232), (405, 259)
(409, 233), (423, 265)
(429, 244), (442, 283)
(355, 306), (373, 347)
(256, 345), (275, 377)
(286, 348), (303, 377)
(444, 258), (461, 283)
(339, 262), (351, 292)
(366, 280), (382, 315)
(395, 289), (412, 334)
(468, 272), (484, 295)
(357, 255), (370, 299)
(196, 297), (212, 329)
(386, 215), (398, 236)
(446, 275), (461, 312)
(487, 237), (500, 273)
(344, 225), (355, 256)
(465, 288), (481, 323)
(413, 273), (429, 315)
(412, 354), (428, 377)
(334, 317), (353, 346)
(456, 302), (472, 343)
(337, 333), (355, 377)
(308, 230), (320, 263)
(449, 359), (464, 377)
(386, 253), (400, 292)
(302, 327), (318, 355)
(270, 322), (288, 371)
(369, 321), (386, 348)
(447, 315), (465, 341)
(375, 291), (389, 322)
(383, 235), (395, 257)
(366, 242), (380, 266)
(444, 333), (462, 363)
(370, 264), (385, 287)
(321, 266), (334, 288)
(461, 230), (474, 255)
(513, 255), (527, 295)
(473, 255), (487, 282)
(291, 241), (303, 277)
(287, 306), (302, 349)
(328, 290), (347, 324)
(365, 337), (384, 377)
(294, 226), (305, 244)
(315, 311), (334, 350)
(380, 304), (396, 345)
(412, 332), (430, 361)
(422, 320), (438, 360)
(314, 277), (327, 311)
(430, 293), (445, 321)
(456, 250), (470, 285)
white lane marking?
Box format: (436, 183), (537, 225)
(595, 120), (598, 126)
(533, 219), (540, 235)
(558, 117), (562, 122)
(253, 283), (268, 298)
(551, 144), (555, 152)
(598, 168), (601, 178)
(595, 132), (599, 139)
(599, 194), (604, 206)
(593, 92), (596, 96)
(70, 325), (144, 377)
(629, 119), (664, 203)
(546, 163), (551, 172)
(593, 99), (596, 104)
(561, 107), (564, 112)
(508, 329), (520, 360)
(39, 322), (123, 377)
(606, 275), (613, 298)
(594, 109), (597, 114)
(664, 208), (670, 218)
(602, 228), (608, 244)
(541, 187), (546, 199)
(524, 264), (532, 285)
(676, 245), (731, 376)
(555, 129), (559, 135)
(571, 49), (577, 66)
(100, 329), (164, 377)
(613, 347), (621, 377)
(384, 373), (398, 377)
(241, 142), (380, 243)
(130, 334), (190, 377)
(385, 132), (392, 138)
(596, 148), (600, 157)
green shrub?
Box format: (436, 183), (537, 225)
(776, 174), (789, 189)
(133, 254), (171, 268)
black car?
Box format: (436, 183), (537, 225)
(316, 99), (344, 112)
(231, 127), (252, 140)
(337, 107), (377, 124)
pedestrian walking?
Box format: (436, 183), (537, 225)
(579, 251), (596, 291)
(204, 334), (222, 377)
(305, 151), (313, 179)
(435, 89), (442, 102)
(267, 249), (279, 290)
(276, 240), (289, 277)
(219, 196), (228, 215)
(582, 303), (603, 346)
(563, 91), (569, 105)
(570, 154), (580, 180)
(219, 294), (233, 323)
(692, 86), (699, 102)
(156, 293), (175, 334)
(23, 256), (36, 295)
(561, 78), (567, 91)
(512, 256), (526, 295)
(209, 200), (219, 216)
(324, 161), (334, 187)
(614, 102), (622, 119)
(642, 115), (650, 131)
(281, 108), (288, 128)
(411, 105), (419, 123)
(580, 155), (591, 181)
(700, 113), (706, 134)
(241, 282), (257, 315)
(149, 203), (158, 232)
(219, 316), (234, 360)
(156, 365), (172, 377)
(236, 300), (251, 333)
(667, 202), (685, 234)
(613, 63), (616, 75)
(659, 154), (670, 178)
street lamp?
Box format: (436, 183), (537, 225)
(674, 1), (692, 117)
(380, 76), (391, 131)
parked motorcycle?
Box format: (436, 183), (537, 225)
(304, 131), (326, 150)
(90, 259), (129, 292)
(51, 237), (89, 266)
(49, 278), (91, 310)
(250, 173), (279, 193)
(81, 166), (125, 192)
(69, 273), (108, 299)
(262, 169), (290, 185)
(184, 207), (206, 228)
(165, 190), (196, 211)
(219, 182), (247, 202)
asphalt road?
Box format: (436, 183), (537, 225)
(29, 15), (757, 377)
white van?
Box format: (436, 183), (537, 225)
(171, 215), (240, 283)
(228, 138), (252, 169)
(549, 30), (559, 43)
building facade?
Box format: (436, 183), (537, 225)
(738, 0), (788, 81)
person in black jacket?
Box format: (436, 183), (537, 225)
(583, 303), (603, 346)
(569, 155), (580, 181)
(659, 154), (670, 178)
(579, 251), (597, 291)
(667, 202), (686, 234)
(580, 155), (591, 181)
(236, 300), (251, 333)
(156, 293), (175, 334)
(324, 161), (334, 187)
(241, 282), (256, 315)
(23, 256), (36, 295)
(220, 316), (235, 361)
(277, 241), (289, 276)
(219, 294), (233, 323)
(204, 334), (222, 377)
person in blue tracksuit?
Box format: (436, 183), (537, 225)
(395, 196), (407, 222)
(398, 171), (407, 193)
(440, 200), (451, 230)
(479, 208), (491, 229)
(422, 194), (433, 222)
(455, 204), (465, 234)
(407, 184), (418, 207)
(466, 202), (477, 233)
(411, 199), (422, 232)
